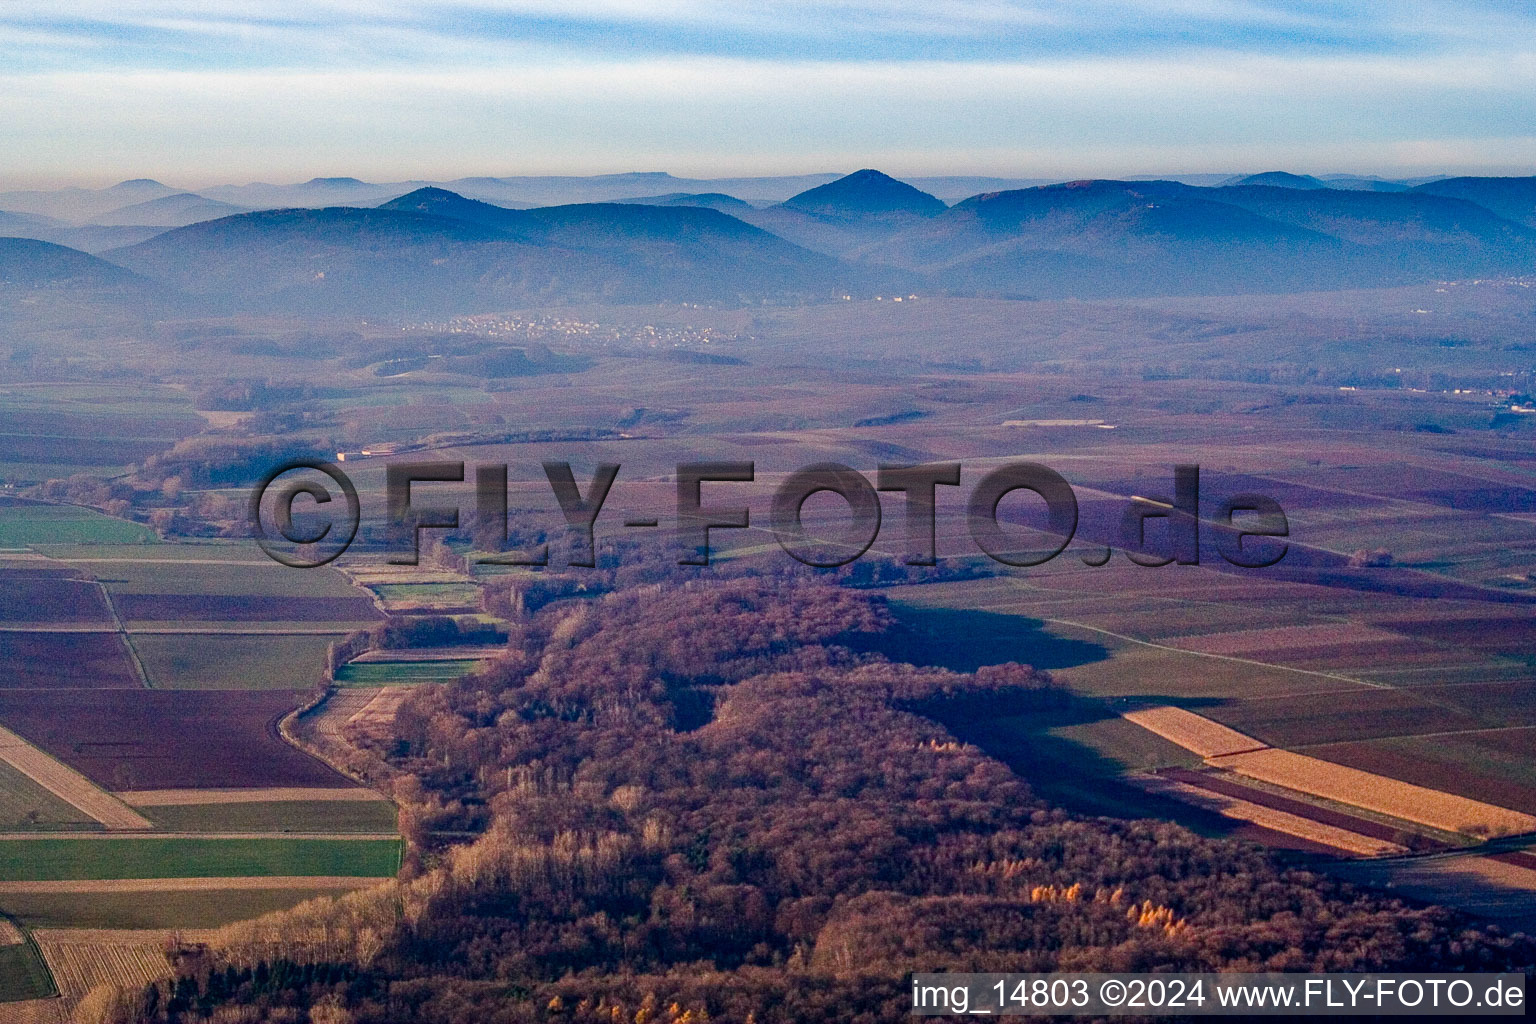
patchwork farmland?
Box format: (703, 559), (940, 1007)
(0, 690), (357, 791)
(3, 285), (1536, 1009)
(0, 518), (402, 1013)
(880, 441), (1536, 907)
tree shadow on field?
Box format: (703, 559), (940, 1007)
(923, 688), (1299, 852)
(848, 605), (1318, 853)
(844, 603), (1110, 673)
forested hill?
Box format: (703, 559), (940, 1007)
(133, 576), (1535, 1024)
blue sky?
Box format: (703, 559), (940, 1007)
(2, 1), (1533, 186)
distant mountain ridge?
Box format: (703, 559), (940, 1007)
(1410, 177), (1536, 228)
(103, 191), (883, 313)
(613, 193), (754, 213)
(93, 192), (252, 228)
(1225, 171), (1329, 189)
(7, 167), (1532, 313)
(866, 177), (1536, 297)
(0, 236), (144, 288)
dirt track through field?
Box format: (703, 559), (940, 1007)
(92, 580), (150, 688)
(0, 876), (383, 894)
(0, 725), (151, 830)
(1048, 618), (1389, 688)
(117, 786), (387, 806)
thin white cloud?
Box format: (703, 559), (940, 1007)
(1, 49), (1532, 185)
(1, 2), (1532, 184)
(5, 1), (1533, 67)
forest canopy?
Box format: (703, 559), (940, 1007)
(111, 578), (1535, 1024)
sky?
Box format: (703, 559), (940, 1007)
(2, 0), (1534, 188)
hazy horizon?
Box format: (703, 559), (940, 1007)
(3, 164), (1529, 196)
(3, 1), (1534, 188)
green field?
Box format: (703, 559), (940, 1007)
(0, 837), (401, 881)
(134, 633), (341, 689)
(335, 659), (484, 684)
(0, 888), (365, 930)
(0, 505), (156, 546)
(38, 541), (281, 563)
(0, 762), (102, 832)
(0, 936), (55, 1003)
(371, 582), (480, 605)
(143, 801), (399, 834)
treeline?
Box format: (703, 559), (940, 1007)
(194, 380), (350, 413)
(137, 436), (333, 490)
(377, 615), (507, 650)
(106, 579), (1535, 1023)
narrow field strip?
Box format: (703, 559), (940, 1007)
(1210, 747), (1536, 838)
(117, 787), (387, 807)
(47, 558), (276, 566)
(1159, 767), (1449, 850)
(1121, 706), (1268, 759)
(1162, 622), (1403, 656)
(0, 726), (150, 831)
(0, 627), (357, 636)
(352, 646), (506, 663)
(1121, 706), (1536, 841)
(1130, 775), (1406, 857)
(0, 832), (397, 842)
(0, 836), (400, 881)
(0, 877), (383, 894)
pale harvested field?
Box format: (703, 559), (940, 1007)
(320, 687), (409, 745)
(287, 687), (406, 789)
(118, 787), (386, 807)
(17, 928), (223, 1022)
(0, 877), (384, 895)
(0, 726), (150, 831)
(0, 918), (21, 944)
(1211, 748), (1536, 837)
(1131, 775), (1406, 857)
(0, 999), (62, 1024)
(30, 928), (216, 944)
(1121, 706), (1267, 759)
(34, 933), (169, 1009)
